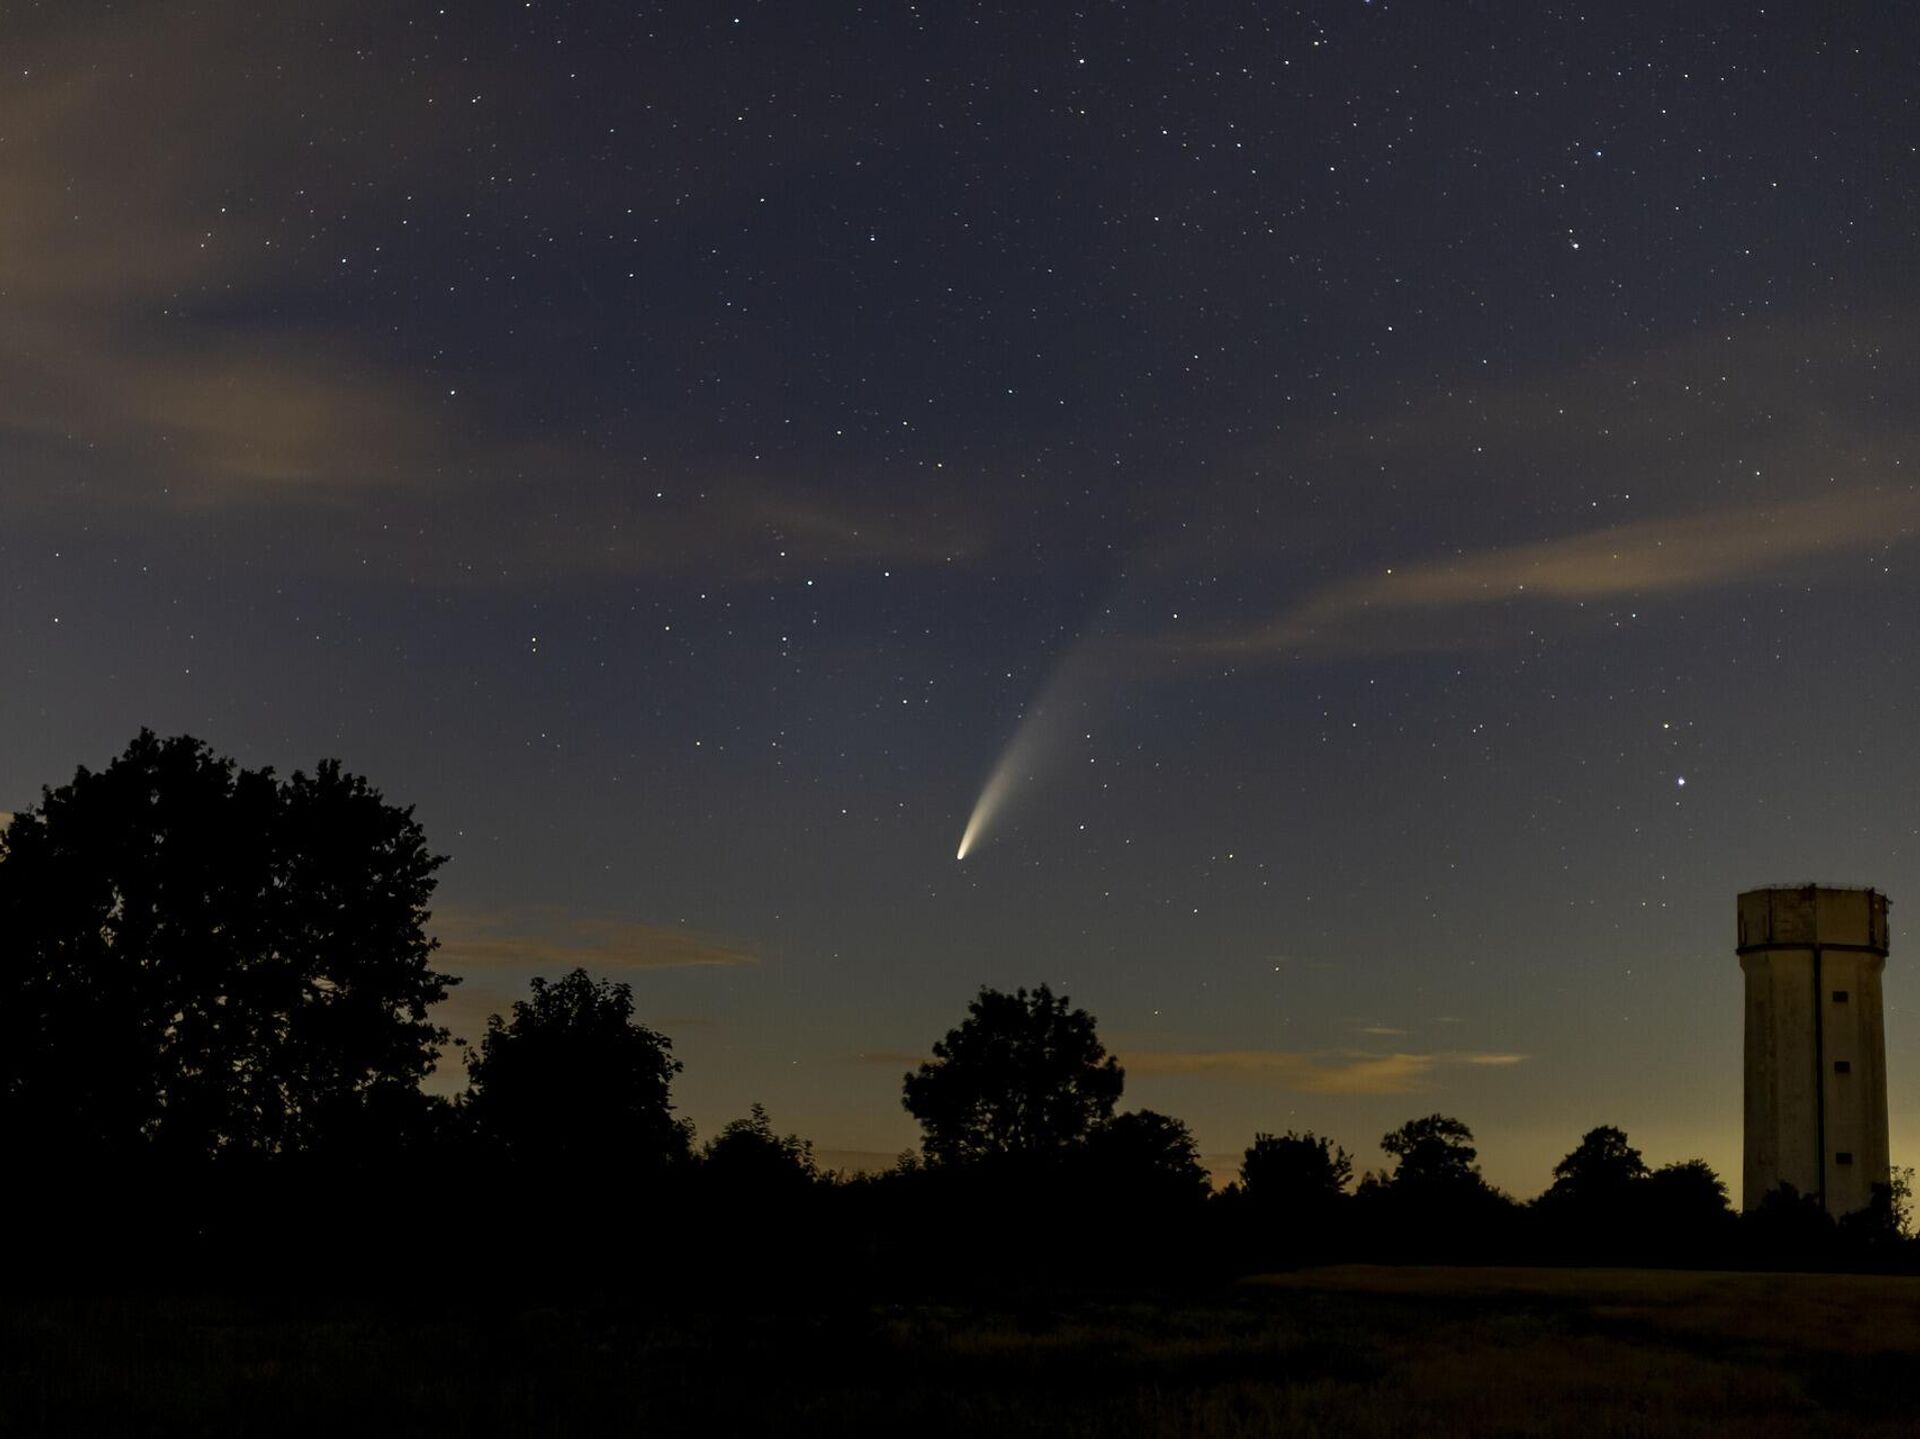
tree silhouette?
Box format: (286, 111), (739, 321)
(0, 731), (453, 1166)
(703, 1102), (818, 1192)
(1359, 1114), (1513, 1258)
(464, 968), (690, 1177)
(1836, 1169), (1914, 1255)
(902, 984), (1124, 1167)
(1644, 1158), (1730, 1220)
(1745, 1182), (1836, 1264)
(1622, 1157), (1736, 1263)
(1223, 1130), (1356, 1265)
(1542, 1125), (1648, 1208)
(1534, 1125), (1653, 1258)
(1378, 1114), (1481, 1191)
(1084, 1109), (1211, 1207)
(1240, 1130), (1353, 1209)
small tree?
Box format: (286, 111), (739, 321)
(1606, 1157), (1731, 1264)
(1838, 1168), (1915, 1253)
(902, 984), (1124, 1167)
(1360, 1114), (1512, 1259)
(1240, 1130), (1353, 1210)
(703, 1103), (818, 1192)
(1544, 1125), (1648, 1207)
(1380, 1114), (1481, 1191)
(1644, 1158), (1731, 1220)
(1744, 1182), (1836, 1265)
(1534, 1125), (1653, 1259)
(1888, 1167), (1915, 1238)
(1083, 1109), (1211, 1207)
(1223, 1129), (1356, 1268)
(464, 968), (689, 1177)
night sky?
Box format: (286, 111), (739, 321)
(6, 1), (1920, 1199)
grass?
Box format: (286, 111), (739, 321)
(9, 1266), (1920, 1435)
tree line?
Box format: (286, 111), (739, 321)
(0, 733), (1909, 1292)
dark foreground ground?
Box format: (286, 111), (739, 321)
(10, 1265), (1920, 1437)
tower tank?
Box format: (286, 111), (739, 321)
(1737, 885), (1890, 1216)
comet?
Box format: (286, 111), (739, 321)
(954, 766), (1013, 861)
(955, 637), (1111, 860)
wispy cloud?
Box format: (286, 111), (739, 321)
(1121, 1049), (1528, 1095)
(433, 909), (759, 978)
(327, 472), (991, 588)
(0, 1), (998, 584)
(1182, 487), (1920, 660)
(423, 908), (754, 1071)
(0, 4), (457, 503)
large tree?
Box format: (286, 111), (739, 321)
(463, 967), (690, 1176)
(902, 984), (1124, 1166)
(0, 731), (453, 1164)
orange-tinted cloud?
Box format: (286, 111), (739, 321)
(433, 909), (758, 978)
(851, 1050), (933, 1068)
(1183, 488), (1920, 660)
(0, 0), (998, 581)
(333, 471), (992, 588)
(421, 908), (753, 1081)
(0, 4), (453, 499)
(1121, 1048), (1529, 1095)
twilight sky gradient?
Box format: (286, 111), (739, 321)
(5, 1), (1919, 1199)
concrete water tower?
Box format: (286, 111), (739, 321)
(1737, 885), (1891, 1216)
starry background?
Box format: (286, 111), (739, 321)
(4, 0), (1919, 1197)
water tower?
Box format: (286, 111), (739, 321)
(1737, 885), (1890, 1215)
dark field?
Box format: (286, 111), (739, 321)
(10, 1266), (1920, 1437)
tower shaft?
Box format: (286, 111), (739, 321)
(1738, 886), (1890, 1216)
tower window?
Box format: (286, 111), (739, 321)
(1836, 1152), (1855, 1166)
(1832, 990), (1850, 1003)
(1835, 1060), (1852, 1074)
